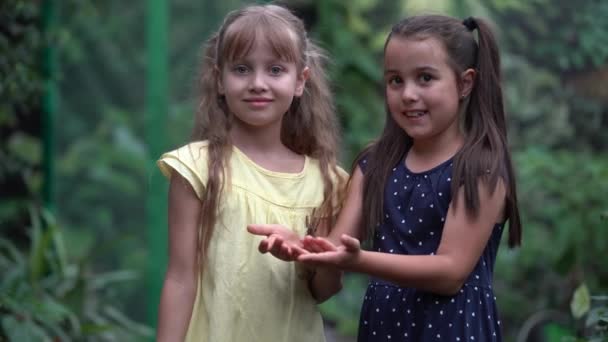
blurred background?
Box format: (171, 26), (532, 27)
(1, 0), (607, 341)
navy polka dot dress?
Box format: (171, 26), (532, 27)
(357, 155), (504, 342)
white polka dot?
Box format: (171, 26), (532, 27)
(419, 218), (423, 223)
(430, 204), (434, 208)
(439, 192), (443, 196)
(394, 178), (397, 182)
(393, 192), (398, 196)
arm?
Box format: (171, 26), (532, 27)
(307, 167), (366, 302)
(299, 178), (506, 296)
(156, 174), (201, 342)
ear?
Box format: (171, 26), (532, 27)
(459, 68), (476, 99)
(294, 66), (310, 97)
(215, 65), (225, 95)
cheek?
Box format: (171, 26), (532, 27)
(386, 91), (401, 112)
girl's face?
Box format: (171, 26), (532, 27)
(384, 36), (472, 146)
(219, 38), (307, 133)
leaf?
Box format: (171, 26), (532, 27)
(571, 283), (591, 319)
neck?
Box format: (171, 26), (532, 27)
(229, 120), (287, 155)
(410, 129), (464, 163)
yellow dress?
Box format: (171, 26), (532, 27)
(157, 141), (347, 342)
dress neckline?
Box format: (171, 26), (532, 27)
(232, 145), (309, 179)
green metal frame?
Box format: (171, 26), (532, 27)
(146, 0), (169, 333)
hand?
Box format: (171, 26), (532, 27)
(247, 224), (309, 261)
(297, 234), (361, 270)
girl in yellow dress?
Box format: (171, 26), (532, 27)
(155, 4), (347, 342)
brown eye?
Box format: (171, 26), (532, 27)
(388, 76), (403, 86)
(419, 73), (433, 83)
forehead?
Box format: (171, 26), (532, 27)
(384, 36), (450, 72)
(222, 16), (300, 63)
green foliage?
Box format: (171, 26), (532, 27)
(486, 0), (608, 73)
(313, 0), (395, 163)
(496, 148), (608, 340)
(0, 206), (153, 341)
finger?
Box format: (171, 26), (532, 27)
(341, 234), (361, 251)
(247, 224), (275, 236)
(258, 238), (271, 253)
(290, 244), (310, 256)
(266, 236), (277, 251)
(297, 252), (337, 266)
(303, 238), (326, 253)
(268, 237), (285, 258)
(311, 237), (338, 252)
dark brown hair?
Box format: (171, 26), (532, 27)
(358, 15), (521, 247)
(191, 4), (345, 267)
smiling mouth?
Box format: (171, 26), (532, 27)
(404, 111), (427, 117)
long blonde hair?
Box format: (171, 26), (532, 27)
(191, 4), (344, 267)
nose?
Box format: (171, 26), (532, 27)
(249, 71), (268, 92)
(401, 83), (418, 103)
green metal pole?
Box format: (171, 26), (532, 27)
(146, 0), (168, 333)
(42, 0), (58, 212)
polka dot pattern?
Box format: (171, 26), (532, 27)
(357, 155), (504, 341)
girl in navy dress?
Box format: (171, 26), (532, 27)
(249, 14), (522, 341)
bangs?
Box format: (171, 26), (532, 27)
(220, 14), (300, 64)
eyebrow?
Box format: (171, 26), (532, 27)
(384, 65), (440, 75)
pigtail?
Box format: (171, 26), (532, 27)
(452, 17), (522, 247)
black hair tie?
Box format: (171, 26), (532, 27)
(462, 17), (477, 31)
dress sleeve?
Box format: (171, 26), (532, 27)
(157, 143), (209, 199)
(357, 153), (370, 173)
